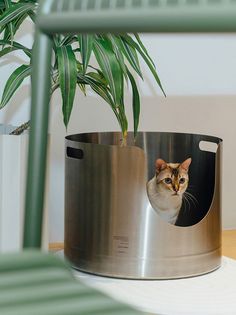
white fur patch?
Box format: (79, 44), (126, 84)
(147, 176), (182, 224)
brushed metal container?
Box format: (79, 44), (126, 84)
(64, 132), (222, 279)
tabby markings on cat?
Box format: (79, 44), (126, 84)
(147, 158), (192, 225)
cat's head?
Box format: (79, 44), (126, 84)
(155, 158), (192, 196)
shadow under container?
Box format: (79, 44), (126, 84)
(64, 132), (222, 279)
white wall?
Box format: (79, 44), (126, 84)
(1, 23), (236, 242)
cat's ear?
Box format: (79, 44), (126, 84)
(155, 159), (167, 174)
(180, 158), (192, 171)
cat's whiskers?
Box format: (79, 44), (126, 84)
(179, 189), (198, 215)
(184, 191), (198, 207)
(182, 197), (187, 213)
(182, 194), (191, 212)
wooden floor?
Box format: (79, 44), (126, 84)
(222, 230), (236, 259)
(50, 230), (236, 259)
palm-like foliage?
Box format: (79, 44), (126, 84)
(0, 0), (165, 141)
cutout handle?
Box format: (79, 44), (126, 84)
(199, 141), (218, 153)
(67, 147), (84, 159)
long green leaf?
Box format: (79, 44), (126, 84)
(0, 40), (31, 57)
(12, 12), (28, 36)
(20, 0), (37, 2)
(116, 36), (143, 79)
(117, 73), (127, 136)
(78, 73), (125, 132)
(121, 34), (166, 97)
(106, 34), (128, 80)
(2, 25), (11, 41)
(1, 64), (31, 108)
(27, 9), (36, 22)
(60, 35), (77, 46)
(0, 0), (5, 10)
(0, 46), (15, 57)
(78, 34), (93, 74)
(0, 3), (35, 28)
(57, 45), (77, 127)
(78, 74), (114, 108)
(134, 33), (156, 68)
(3, 0), (13, 43)
(127, 69), (140, 137)
(86, 72), (107, 86)
(118, 105), (128, 137)
(87, 65), (127, 137)
(78, 83), (86, 96)
(51, 82), (60, 95)
(93, 38), (123, 107)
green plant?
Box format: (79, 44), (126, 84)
(0, 0), (165, 143)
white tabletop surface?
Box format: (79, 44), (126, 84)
(73, 257), (236, 315)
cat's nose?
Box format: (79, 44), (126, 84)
(174, 184), (179, 192)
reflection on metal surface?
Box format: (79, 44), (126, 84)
(65, 132), (222, 279)
(140, 204), (153, 277)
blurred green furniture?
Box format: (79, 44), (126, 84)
(1, 0), (236, 314)
(24, 0), (236, 250)
(0, 251), (140, 315)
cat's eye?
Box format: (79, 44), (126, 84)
(179, 178), (185, 184)
(164, 178), (172, 184)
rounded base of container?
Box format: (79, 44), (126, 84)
(72, 264), (221, 280)
(65, 247), (221, 280)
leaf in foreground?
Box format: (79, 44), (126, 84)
(57, 45), (77, 127)
(0, 3), (35, 28)
(121, 34), (166, 97)
(0, 39), (31, 57)
(93, 38), (123, 107)
(127, 69), (140, 137)
(78, 34), (93, 74)
(1, 64), (31, 108)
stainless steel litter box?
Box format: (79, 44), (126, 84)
(64, 132), (222, 279)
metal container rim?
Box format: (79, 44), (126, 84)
(65, 131), (223, 145)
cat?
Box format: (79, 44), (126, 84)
(147, 158), (192, 225)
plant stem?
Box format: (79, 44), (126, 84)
(121, 130), (128, 146)
(10, 120), (30, 135)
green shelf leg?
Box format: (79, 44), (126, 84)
(23, 30), (53, 248)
